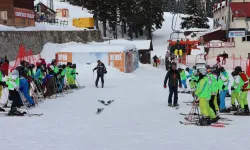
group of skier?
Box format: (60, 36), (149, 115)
(0, 58), (79, 116)
(188, 65), (248, 125)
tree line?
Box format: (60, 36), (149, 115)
(68, 0), (219, 39)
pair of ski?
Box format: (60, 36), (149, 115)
(96, 100), (114, 115)
(0, 112), (43, 117)
(180, 113), (233, 121)
(168, 105), (179, 110)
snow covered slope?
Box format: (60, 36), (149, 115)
(0, 63), (249, 150)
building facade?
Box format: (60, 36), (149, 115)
(203, 0), (250, 58)
(0, 0), (35, 27)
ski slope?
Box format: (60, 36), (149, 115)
(0, 63), (250, 150)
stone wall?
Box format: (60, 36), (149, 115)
(0, 30), (103, 61)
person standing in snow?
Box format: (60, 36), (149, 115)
(163, 63), (182, 107)
(194, 68), (217, 125)
(218, 67), (229, 113)
(153, 55), (158, 67)
(234, 66), (250, 115)
(179, 68), (188, 93)
(230, 71), (241, 111)
(207, 69), (219, 115)
(93, 60), (107, 88)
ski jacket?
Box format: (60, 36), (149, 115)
(232, 75), (244, 93)
(6, 71), (19, 90)
(164, 69), (181, 87)
(66, 67), (72, 78)
(195, 76), (211, 100)
(207, 73), (218, 94)
(239, 72), (249, 89)
(180, 70), (187, 80)
(218, 71), (229, 91)
(53, 65), (59, 74)
(93, 63), (106, 75)
(35, 68), (43, 80)
(153, 56), (158, 62)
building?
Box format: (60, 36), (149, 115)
(202, 0), (250, 58)
(0, 0), (35, 27)
(34, 2), (56, 21)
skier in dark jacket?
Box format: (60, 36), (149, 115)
(164, 63), (182, 107)
(93, 60), (107, 88)
(153, 55), (158, 67)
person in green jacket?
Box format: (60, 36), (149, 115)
(218, 67), (229, 112)
(231, 71), (243, 111)
(179, 68), (188, 93)
(70, 64), (78, 88)
(207, 69), (219, 115)
(6, 69), (23, 116)
(194, 68), (217, 125)
(51, 59), (59, 74)
(66, 62), (73, 87)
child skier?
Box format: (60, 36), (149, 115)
(234, 66), (250, 115)
(179, 68), (188, 93)
(218, 67), (229, 113)
(194, 68), (217, 125)
(6, 69), (23, 116)
(207, 69), (219, 115)
(231, 71), (242, 111)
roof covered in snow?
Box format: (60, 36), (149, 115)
(60, 43), (137, 53)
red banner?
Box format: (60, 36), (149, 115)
(14, 7), (35, 19)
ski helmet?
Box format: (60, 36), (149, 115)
(235, 66), (242, 72)
(72, 64), (76, 68)
(219, 67), (225, 72)
(62, 64), (66, 69)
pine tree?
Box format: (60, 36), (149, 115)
(206, 0), (213, 18)
(180, 0), (210, 29)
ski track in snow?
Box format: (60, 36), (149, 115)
(0, 65), (250, 150)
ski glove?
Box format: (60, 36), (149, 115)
(231, 86), (235, 91)
(76, 73), (78, 75)
(222, 85), (226, 89)
(164, 85), (167, 89)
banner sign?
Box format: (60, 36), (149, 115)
(228, 31), (246, 37)
(14, 8), (35, 19)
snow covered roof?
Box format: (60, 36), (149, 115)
(102, 39), (151, 50)
(60, 43), (137, 53)
(184, 28), (210, 32)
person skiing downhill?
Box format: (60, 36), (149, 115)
(93, 60), (107, 88)
(164, 63), (182, 107)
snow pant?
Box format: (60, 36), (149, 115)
(45, 77), (56, 97)
(95, 74), (104, 87)
(154, 61), (157, 67)
(219, 90), (228, 109)
(168, 86), (178, 105)
(239, 91), (248, 109)
(209, 95), (216, 114)
(9, 90), (20, 109)
(214, 92), (219, 111)
(181, 80), (187, 89)
(199, 97), (216, 119)
(231, 91), (240, 105)
(20, 78), (35, 105)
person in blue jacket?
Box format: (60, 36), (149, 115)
(16, 66), (35, 107)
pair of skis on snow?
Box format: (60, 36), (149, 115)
(96, 100), (114, 115)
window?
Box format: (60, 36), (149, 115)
(0, 11), (7, 20)
(232, 15), (234, 22)
(242, 36), (250, 42)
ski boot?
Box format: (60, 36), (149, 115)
(168, 103), (172, 107)
(0, 107), (5, 112)
(244, 105), (250, 115)
(198, 117), (212, 126)
(27, 104), (35, 108)
(102, 83), (104, 88)
(230, 104), (238, 111)
(234, 108), (245, 115)
(220, 108), (230, 113)
(7, 108), (24, 116)
(173, 103), (179, 107)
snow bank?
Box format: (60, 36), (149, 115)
(101, 39), (151, 50)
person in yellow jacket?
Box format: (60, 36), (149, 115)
(194, 68), (217, 125)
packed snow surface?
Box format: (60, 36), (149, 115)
(0, 63), (250, 150)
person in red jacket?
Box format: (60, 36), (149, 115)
(234, 66), (250, 115)
(216, 55), (221, 66)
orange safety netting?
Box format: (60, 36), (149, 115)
(10, 45), (41, 72)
